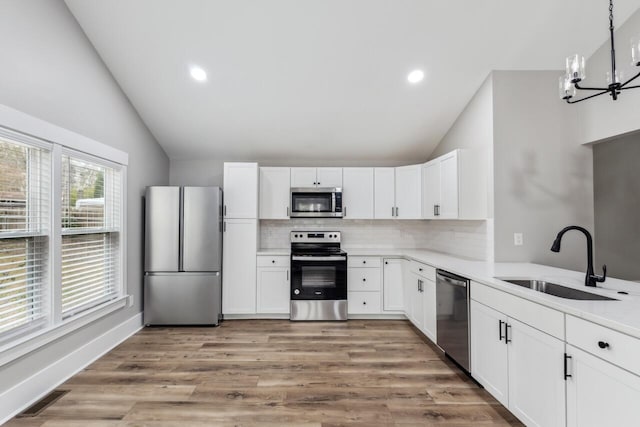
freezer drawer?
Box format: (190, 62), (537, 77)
(144, 273), (221, 325)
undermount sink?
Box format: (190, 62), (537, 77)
(497, 279), (618, 301)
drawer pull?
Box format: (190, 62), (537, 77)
(362, 278), (366, 282)
(598, 341), (610, 349)
(363, 301), (367, 305)
(272, 260), (275, 263)
(363, 260), (367, 264)
(419, 268), (423, 272)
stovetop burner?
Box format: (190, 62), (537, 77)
(290, 231), (344, 256)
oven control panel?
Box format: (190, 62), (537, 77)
(290, 231), (341, 243)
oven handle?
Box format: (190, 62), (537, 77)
(291, 256), (347, 261)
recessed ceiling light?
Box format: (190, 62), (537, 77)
(407, 69), (424, 84)
(190, 66), (207, 82)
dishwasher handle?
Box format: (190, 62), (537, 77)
(437, 271), (469, 288)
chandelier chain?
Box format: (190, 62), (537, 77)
(609, 0), (614, 32)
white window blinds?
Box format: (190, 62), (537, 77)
(61, 154), (121, 317)
(0, 136), (50, 336)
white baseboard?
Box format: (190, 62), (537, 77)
(0, 313), (143, 424)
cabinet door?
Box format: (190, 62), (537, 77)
(290, 167), (317, 187)
(342, 168), (374, 219)
(316, 167), (342, 187)
(470, 300), (509, 406)
(439, 151), (459, 219)
(224, 163), (258, 219)
(222, 219), (257, 314)
(411, 275), (424, 329)
(421, 278), (437, 343)
(421, 160), (440, 219)
(383, 259), (404, 311)
(566, 345), (640, 427)
(259, 167), (291, 219)
(395, 165), (422, 219)
(374, 167), (395, 219)
(257, 267), (290, 313)
(508, 317), (566, 427)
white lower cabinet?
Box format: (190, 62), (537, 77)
(347, 257), (382, 316)
(222, 219), (257, 314)
(566, 345), (640, 427)
(256, 255), (290, 314)
(420, 277), (437, 343)
(404, 272), (424, 330)
(382, 259), (403, 312)
(470, 299), (565, 427)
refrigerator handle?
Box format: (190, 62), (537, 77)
(178, 187), (184, 271)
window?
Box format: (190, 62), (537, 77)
(61, 154), (121, 317)
(0, 136), (50, 337)
(0, 127), (125, 346)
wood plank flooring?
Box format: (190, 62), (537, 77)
(5, 320), (523, 427)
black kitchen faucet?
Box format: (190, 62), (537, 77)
(550, 226), (607, 287)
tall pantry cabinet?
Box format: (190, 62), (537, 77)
(222, 162), (259, 314)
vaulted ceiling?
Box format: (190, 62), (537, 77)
(65, 0), (639, 163)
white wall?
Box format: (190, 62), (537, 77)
(0, 0), (168, 394)
(492, 71), (594, 271)
(578, 8), (640, 144)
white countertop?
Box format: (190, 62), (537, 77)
(258, 247), (640, 339)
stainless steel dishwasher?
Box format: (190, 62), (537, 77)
(436, 269), (470, 372)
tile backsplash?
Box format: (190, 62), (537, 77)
(260, 219), (493, 261)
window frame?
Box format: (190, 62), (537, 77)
(0, 105), (128, 367)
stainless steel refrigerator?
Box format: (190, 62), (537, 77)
(143, 186), (222, 326)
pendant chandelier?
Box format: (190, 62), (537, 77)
(560, 0), (640, 103)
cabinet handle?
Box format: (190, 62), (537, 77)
(362, 260), (366, 264)
(564, 353), (572, 380)
(392, 207), (395, 217)
(505, 323), (512, 344)
(499, 320), (505, 341)
(598, 341), (610, 349)
(317, 182), (321, 186)
(385, 261), (388, 265)
(286, 206), (289, 216)
(344, 206), (347, 217)
(223, 222), (226, 232)
(362, 278), (366, 282)
(419, 268), (423, 272)
(287, 270), (289, 281)
(434, 205), (437, 216)
(395, 207), (399, 217)
(224, 205), (227, 216)
(363, 301), (367, 305)
(272, 260), (275, 264)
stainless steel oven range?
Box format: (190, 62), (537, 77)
(290, 231), (347, 321)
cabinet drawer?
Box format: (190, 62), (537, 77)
(567, 315), (640, 377)
(348, 268), (381, 291)
(410, 261), (436, 281)
(348, 256), (381, 268)
(257, 255), (290, 268)
(470, 281), (564, 340)
(348, 291), (381, 314)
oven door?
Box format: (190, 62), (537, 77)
(291, 255), (347, 300)
(290, 188), (342, 218)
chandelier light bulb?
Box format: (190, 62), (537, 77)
(559, 75), (576, 100)
(632, 37), (640, 66)
(566, 54), (586, 83)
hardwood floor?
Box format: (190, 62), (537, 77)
(5, 320), (523, 426)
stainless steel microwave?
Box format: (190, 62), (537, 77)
(290, 187), (343, 218)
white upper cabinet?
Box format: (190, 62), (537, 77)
(290, 167), (317, 187)
(438, 152), (459, 218)
(316, 167), (343, 187)
(422, 149), (487, 220)
(259, 167), (290, 219)
(342, 168), (374, 219)
(374, 167), (395, 219)
(224, 162), (258, 219)
(290, 167), (342, 188)
(422, 159), (440, 219)
(394, 165), (422, 219)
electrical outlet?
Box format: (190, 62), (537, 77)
(514, 233), (524, 246)
(127, 295), (134, 307)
